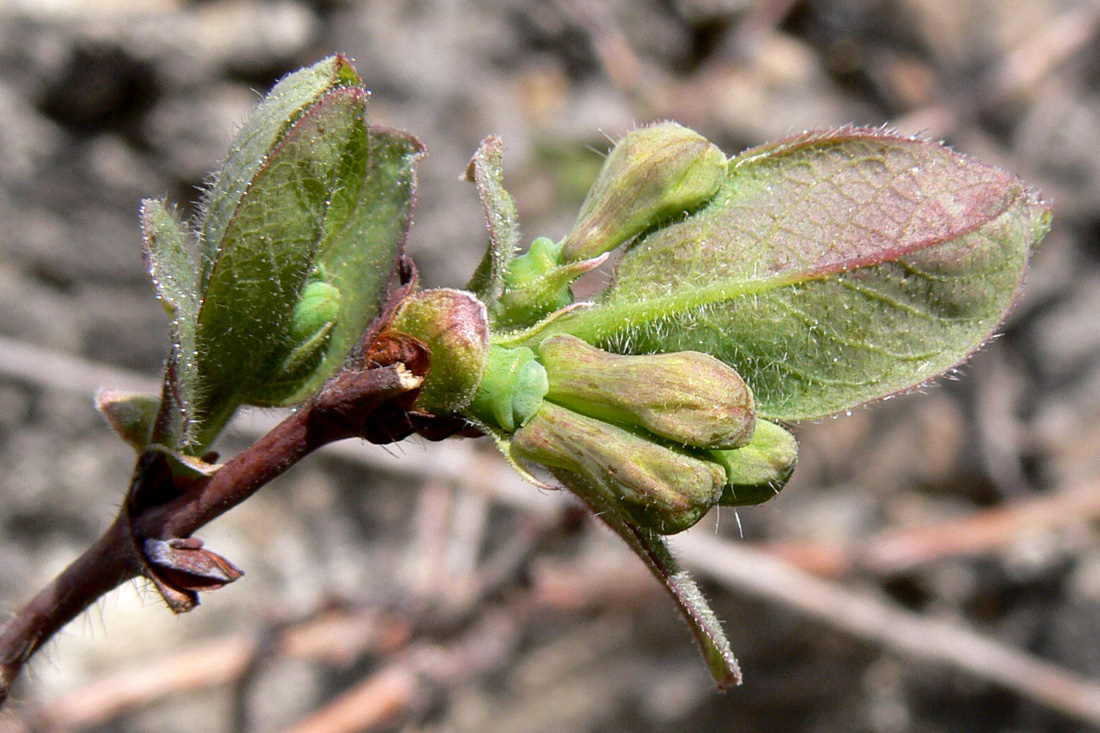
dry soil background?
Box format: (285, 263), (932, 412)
(2, 1), (1100, 731)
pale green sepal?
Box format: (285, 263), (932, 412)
(95, 390), (161, 452)
(468, 345), (548, 432)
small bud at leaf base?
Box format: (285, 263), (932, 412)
(711, 420), (798, 506)
(468, 345), (549, 431)
(560, 122), (726, 262)
(493, 238), (608, 328)
(539, 334), (755, 449)
(274, 279), (343, 384)
(512, 402), (726, 534)
(390, 288), (490, 414)
(289, 280), (341, 343)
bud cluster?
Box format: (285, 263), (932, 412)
(393, 120), (798, 535)
(498, 334), (796, 534)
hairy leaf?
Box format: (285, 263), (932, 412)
(511, 128), (1051, 419)
(141, 199), (199, 446)
(199, 55), (360, 290)
(465, 135), (520, 305)
(188, 58), (423, 446)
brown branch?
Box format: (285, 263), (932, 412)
(764, 480), (1100, 578)
(0, 363), (422, 709)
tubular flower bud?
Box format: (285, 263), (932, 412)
(512, 402), (726, 534)
(711, 420), (799, 506)
(559, 122), (727, 262)
(390, 288), (490, 414)
(539, 334), (755, 449)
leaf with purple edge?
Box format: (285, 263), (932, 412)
(505, 128), (1052, 419)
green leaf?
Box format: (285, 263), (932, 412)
(307, 126), (424, 394)
(141, 199), (199, 446)
(186, 58), (423, 447)
(509, 128), (1052, 419)
(551, 466), (741, 689)
(192, 83), (369, 430)
(200, 55), (360, 291)
(465, 136), (520, 305)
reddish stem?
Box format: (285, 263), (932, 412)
(0, 363), (419, 707)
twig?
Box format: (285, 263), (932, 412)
(286, 607), (522, 733)
(765, 480), (1100, 577)
(675, 531), (1100, 729)
(0, 362), (422, 708)
(282, 663), (419, 733)
(11, 510), (571, 730)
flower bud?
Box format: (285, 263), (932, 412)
(491, 237), (607, 328)
(390, 288), (490, 414)
(468, 345), (549, 432)
(711, 420), (798, 506)
(512, 402), (726, 534)
(560, 122), (726, 262)
(539, 334), (754, 449)
(289, 280), (341, 344)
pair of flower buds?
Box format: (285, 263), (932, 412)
(389, 122), (798, 534)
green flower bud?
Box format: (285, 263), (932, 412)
(539, 334), (755, 449)
(512, 402), (726, 534)
(492, 237), (606, 328)
(468, 345), (549, 431)
(289, 279), (342, 344)
(711, 420), (799, 506)
(390, 288), (490, 414)
(274, 278), (343, 382)
(560, 122), (726, 262)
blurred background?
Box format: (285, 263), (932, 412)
(1, 0), (1099, 730)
